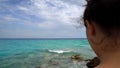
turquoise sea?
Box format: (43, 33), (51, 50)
(0, 39), (96, 68)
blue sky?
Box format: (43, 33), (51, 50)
(0, 0), (86, 38)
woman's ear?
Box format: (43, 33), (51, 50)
(85, 20), (95, 36)
(85, 20), (104, 45)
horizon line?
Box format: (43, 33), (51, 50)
(0, 38), (87, 40)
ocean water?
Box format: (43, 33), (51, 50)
(0, 39), (96, 68)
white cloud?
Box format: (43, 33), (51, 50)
(16, 0), (86, 30)
(1, 0), (85, 27)
(17, 6), (30, 11)
(3, 15), (17, 21)
(0, 15), (19, 24)
(21, 0), (85, 26)
(0, 0), (86, 38)
(38, 22), (58, 29)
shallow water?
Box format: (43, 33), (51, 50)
(0, 39), (96, 68)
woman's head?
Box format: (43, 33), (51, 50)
(83, 0), (120, 57)
(84, 0), (120, 33)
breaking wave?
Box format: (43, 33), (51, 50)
(48, 49), (72, 54)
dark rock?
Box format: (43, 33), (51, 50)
(71, 54), (83, 61)
(86, 57), (100, 68)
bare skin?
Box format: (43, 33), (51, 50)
(85, 20), (120, 68)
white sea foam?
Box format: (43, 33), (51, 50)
(48, 49), (71, 54)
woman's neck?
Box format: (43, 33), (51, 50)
(97, 51), (120, 68)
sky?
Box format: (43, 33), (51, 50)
(0, 0), (87, 38)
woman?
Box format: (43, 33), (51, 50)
(84, 0), (120, 68)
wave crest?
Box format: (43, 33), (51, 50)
(48, 49), (71, 54)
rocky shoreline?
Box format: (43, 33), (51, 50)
(71, 55), (100, 68)
(35, 54), (100, 68)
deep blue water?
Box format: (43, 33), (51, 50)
(0, 39), (96, 68)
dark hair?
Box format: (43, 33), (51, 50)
(84, 0), (120, 33)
